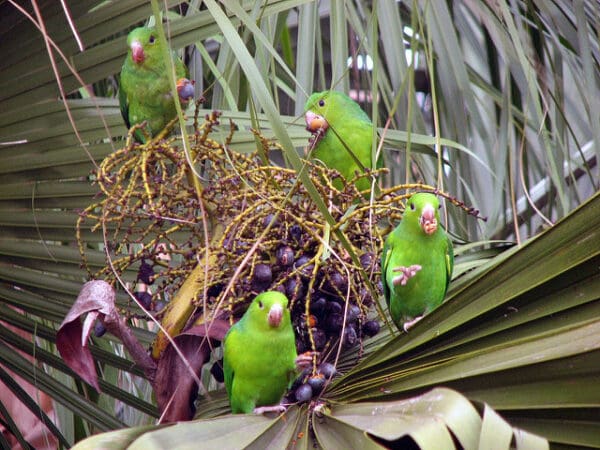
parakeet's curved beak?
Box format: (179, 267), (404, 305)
(267, 303), (284, 327)
(130, 41), (145, 64)
(305, 110), (328, 132)
(420, 203), (438, 235)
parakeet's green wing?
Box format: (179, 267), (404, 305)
(381, 239), (393, 307)
(223, 320), (260, 414)
(118, 82), (131, 130)
(445, 235), (454, 292)
(222, 326), (238, 401)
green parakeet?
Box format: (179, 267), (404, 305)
(119, 26), (194, 143)
(381, 193), (454, 331)
(223, 291), (298, 414)
(304, 90), (376, 192)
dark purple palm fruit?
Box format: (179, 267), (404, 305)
(326, 271), (348, 295)
(311, 328), (327, 351)
(290, 368), (310, 392)
(138, 259), (155, 285)
(359, 252), (376, 271)
(309, 297), (327, 316)
(344, 304), (361, 324)
(326, 300), (343, 315)
(362, 320), (381, 337)
(307, 374), (326, 394)
(285, 277), (305, 300)
(94, 320), (107, 337)
(252, 263), (272, 291)
(318, 362), (337, 380)
(294, 255), (314, 277)
(262, 213), (280, 228)
(275, 246), (295, 267)
(207, 283), (224, 299)
(342, 325), (358, 348)
(294, 383), (313, 403)
(134, 291), (152, 310)
(289, 224), (302, 243)
(325, 313), (344, 333)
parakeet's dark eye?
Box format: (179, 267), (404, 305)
(258, 301), (264, 309)
(149, 35), (156, 44)
(318, 99), (325, 107)
(438, 204), (442, 209)
(410, 202), (415, 211)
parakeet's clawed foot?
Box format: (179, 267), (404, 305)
(253, 404), (287, 415)
(392, 264), (422, 286)
(403, 315), (423, 332)
(295, 351), (317, 371)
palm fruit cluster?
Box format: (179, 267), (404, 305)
(201, 160), (387, 357)
(76, 113), (210, 317)
(79, 107), (472, 403)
